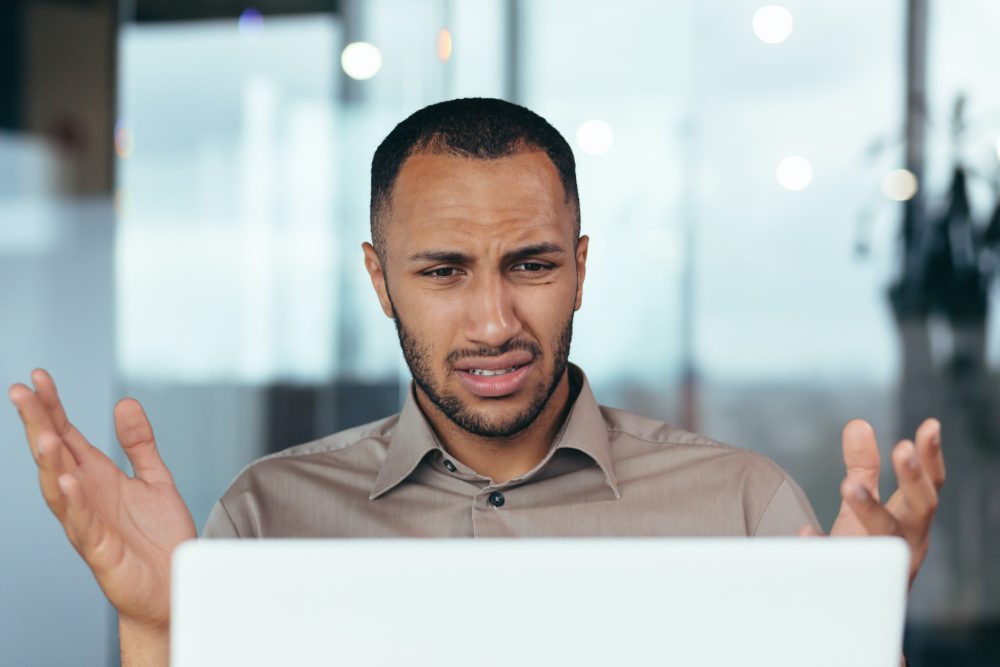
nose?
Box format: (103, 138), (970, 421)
(463, 271), (523, 348)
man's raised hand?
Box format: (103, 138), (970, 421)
(800, 418), (945, 587)
(8, 369), (196, 634)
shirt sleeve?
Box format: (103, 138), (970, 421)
(752, 476), (822, 536)
(201, 500), (241, 538)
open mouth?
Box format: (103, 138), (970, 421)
(455, 361), (533, 397)
(463, 365), (523, 377)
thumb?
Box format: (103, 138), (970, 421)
(114, 398), (174, 486)
(841, 419), (881, 500)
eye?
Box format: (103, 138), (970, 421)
(422, 267), (461, 278)
(512, 262), (552, 273)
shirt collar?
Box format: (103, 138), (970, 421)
(552, 365), (621, 498)
(369, 364), (620, 500)
(368, 383), (441, 500)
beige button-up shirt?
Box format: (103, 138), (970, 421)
(202, 365), (820, 538)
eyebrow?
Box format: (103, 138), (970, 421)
(407, 249), (472, 264)
(504, 242), (566, 263)
(407, 242), (566, 265)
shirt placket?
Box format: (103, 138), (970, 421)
(470, 483), (518, 537)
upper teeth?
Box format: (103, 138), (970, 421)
(468, 366), (518, 376)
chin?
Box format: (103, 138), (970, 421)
(451, 387), (552, 438)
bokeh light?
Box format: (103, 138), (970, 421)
(341, 42), (382, 80)
(776, 155), (812, 191)
(882, 168), (919, 201)
(436, 28), (453, 62)
(753, 5), (794, 44)
(114, 119), (134, 159)
(576, 120), (614, 155)
(238, 8), (263, 38)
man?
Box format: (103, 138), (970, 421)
(10, 98), (944, 666)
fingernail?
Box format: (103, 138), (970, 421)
(37, 438), (47, 456)
(907, 443), (919, 469)
(853, 485), (869, 502)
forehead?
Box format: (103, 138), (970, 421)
(386, 150), (574, 250)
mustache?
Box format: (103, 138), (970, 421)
(445, 338), (542, 367)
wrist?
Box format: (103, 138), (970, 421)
(119, 615), (170, 667)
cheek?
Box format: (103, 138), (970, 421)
(394, 285), (465, 354)
(515, 284), (576, 337)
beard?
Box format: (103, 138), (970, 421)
(391, 305), (573, 439)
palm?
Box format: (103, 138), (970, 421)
(73, 445), (195, 623)
(832, 489), (907, 535)
(830, 500), (872, 536)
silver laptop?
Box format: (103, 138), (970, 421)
(171, 538), (908, 667)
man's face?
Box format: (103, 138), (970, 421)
(363, 150), (588, 438)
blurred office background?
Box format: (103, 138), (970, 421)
(1, 0), (998, 664)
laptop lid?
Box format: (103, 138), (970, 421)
(171, 538), (908, 667)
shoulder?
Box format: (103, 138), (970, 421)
(598, 405), (819, 535)
(244, 412), (400, 470)
(211, 413), (399, 525)
(600, 404), (788, 484)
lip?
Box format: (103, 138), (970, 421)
(453, 350), (535, 372)
(455, 360), (534, 398)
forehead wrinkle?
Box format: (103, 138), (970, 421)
(406, 185), (561, 217)
(409, 206), (558, 232)
(409, 215), (558, 245)
(391, 199), (567, 248)
(404, 220), (566, 268)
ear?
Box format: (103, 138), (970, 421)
(573, 235), (589, 311)
(362, 242), (395, 318)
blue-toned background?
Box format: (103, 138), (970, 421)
(2, 1), (998, 664)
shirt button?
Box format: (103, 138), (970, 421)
(488, 491), (505, 508)
(443, 459), (457, 473)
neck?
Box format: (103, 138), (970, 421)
(415, 371), (573, 484)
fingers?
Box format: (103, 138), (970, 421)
(30, 368), (93, 462)
(36, 431), (72, 515)
(11, 383), (89, 534)
(114, 398), (175, 486)
(890, 439), (938, 525)
(31, 368), (71, 434)
(914, 418), (945, 489)
(840, 478), (901, 536)
(10, 371), (90, 475)
(841, 419), (881, 500)
(9, 382), (59, 459)
(797, 525), (824, 537)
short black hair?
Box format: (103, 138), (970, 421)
(369, 97), (580, 263)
